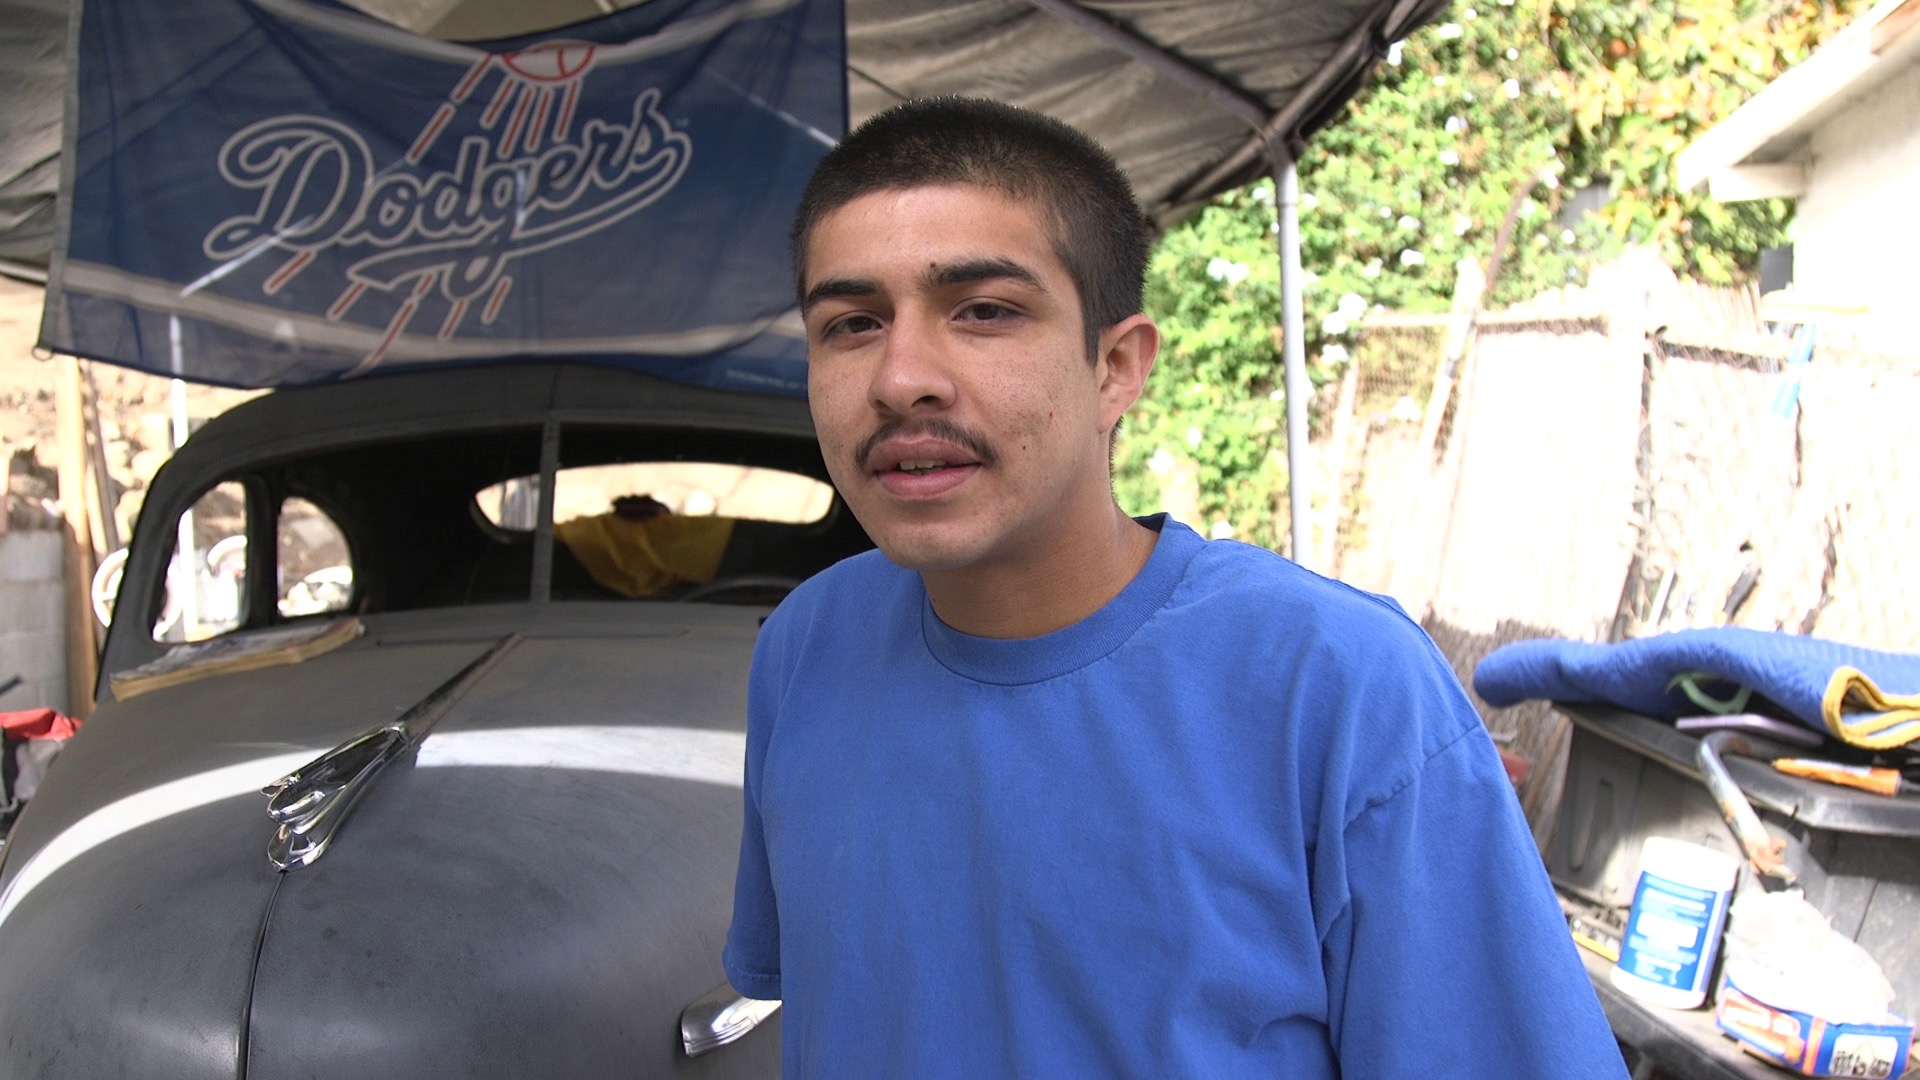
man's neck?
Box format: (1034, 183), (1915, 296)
(920, 506), (1158, 639)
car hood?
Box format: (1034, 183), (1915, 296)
(0, 602), (777, 1079)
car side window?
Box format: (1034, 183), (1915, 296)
(153, 481), (248, 643)
(277, 497), (353, 618)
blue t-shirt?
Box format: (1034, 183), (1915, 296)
(726, 516), (1624, 1078)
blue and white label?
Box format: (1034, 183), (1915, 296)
(1617, 872), (1731, 994)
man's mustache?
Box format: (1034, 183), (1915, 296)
(854, 418), (998, 473)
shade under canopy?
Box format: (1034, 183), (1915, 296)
(0, 0), (1445, 282)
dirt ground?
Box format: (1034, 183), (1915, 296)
(0, 276), (259, 540)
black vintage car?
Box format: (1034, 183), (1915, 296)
(0, 362), (871, 1078)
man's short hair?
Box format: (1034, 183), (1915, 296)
(792, 96), (1151, 360)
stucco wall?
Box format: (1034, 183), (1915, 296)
(0, 530), (67, 715)
(1792, 57), (1920, 359)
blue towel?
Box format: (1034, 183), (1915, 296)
(1473, 628), (1920, 749)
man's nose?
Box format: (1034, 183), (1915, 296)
(868, 314), (955, 416)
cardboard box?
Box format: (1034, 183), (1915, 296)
(1716, 976), (1914, 1078)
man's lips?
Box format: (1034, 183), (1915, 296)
(873, 460), (981, 499)
(866, 441), (980, 474)
(854, 420), (995, 500)
(867, 440), (981, 499)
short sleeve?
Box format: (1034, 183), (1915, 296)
(1319, 722), (1626, 1078)
(722, 613), (790, 1000)
(722, 797), (781, 998)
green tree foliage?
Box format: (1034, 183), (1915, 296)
(1119, 0), (1866, 549)
(1113, 183), (1294, 547)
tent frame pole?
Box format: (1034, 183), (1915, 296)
(1270, 150), (1311, 564)
(1163, 0), (1430, 218)
(1026, 0), (1360, 564)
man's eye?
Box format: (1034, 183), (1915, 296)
(824, 314), (881, 338)
(958, 302), (1016, 323)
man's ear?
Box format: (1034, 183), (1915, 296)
(1095, 314), (1159, 434)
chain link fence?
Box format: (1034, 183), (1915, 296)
(1320, 254), (1917, 839)
(1624, 335), (1918, 650)
(1319, 320), (1441, 590)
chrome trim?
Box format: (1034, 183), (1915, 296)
(262, 633), (521, 871)
(263, 726), (407, 870)
(680, 983), (780, 1057)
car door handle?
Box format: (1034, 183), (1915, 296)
(679, 983), (780, 1057)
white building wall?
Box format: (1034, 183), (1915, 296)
(1792, 57), (1920, 359)
(0, 530), (69, 715)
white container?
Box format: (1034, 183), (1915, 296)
(1610, 837), (1741, 1009)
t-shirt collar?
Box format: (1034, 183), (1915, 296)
(919, 513), (1201, 685)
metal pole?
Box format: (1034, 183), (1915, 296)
(1023, 0), (1440, 562)
(168, 315), (200, 637)
(1160, 0), (1433, 220)
(55, 354), (97, 715)
(1272, 150), (1311, 566)
(530, 415), (560, 604)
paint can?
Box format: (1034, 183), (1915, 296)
(1609, 837), (1740, 1009)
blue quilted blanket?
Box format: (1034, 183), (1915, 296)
(1473, 628), (1920, 749)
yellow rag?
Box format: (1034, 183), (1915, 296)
(1821, 666), (1920, 749)
(554, 513), (736, 598)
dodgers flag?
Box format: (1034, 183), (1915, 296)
(40, 0), (845, 394)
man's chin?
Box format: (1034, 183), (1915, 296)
(864, 524), (987, 575)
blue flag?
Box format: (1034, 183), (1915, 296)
(42, 0), (844, 394)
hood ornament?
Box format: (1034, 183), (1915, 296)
(263, 633), (520, 870)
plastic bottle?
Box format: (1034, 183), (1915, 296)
(1610, 837), (1741, 1009)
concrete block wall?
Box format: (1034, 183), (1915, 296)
(0, 529), (67, 714)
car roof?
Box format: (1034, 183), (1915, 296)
(101, 362), (837, 679)
(158, 363), (817, 491)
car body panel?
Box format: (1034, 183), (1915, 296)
(243, 613), (777, 1079)
(0, 794), (272, 1080)
(0, 365), (862, 1077)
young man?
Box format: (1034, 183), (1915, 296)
(725, 96), (1626, 1078)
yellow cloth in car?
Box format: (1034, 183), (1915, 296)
(553, 513), (736, 598)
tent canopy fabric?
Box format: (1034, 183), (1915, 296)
(0, 0), (1445, 283)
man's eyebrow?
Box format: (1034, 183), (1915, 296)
(923, 257), (1047, 294)
(802, 259), (1048, 315)
(801, 276), (881, 315)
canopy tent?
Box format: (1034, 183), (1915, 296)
(0, 0), (1447, 560)
(1, 0), (1445, 271)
